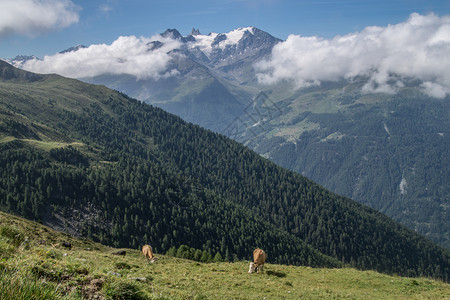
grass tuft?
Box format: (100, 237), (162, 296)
(0, 267), (65, 300)
(104, 280), (146, 300)
(114, 262), (132, 270)
(0, 226), (25, 246)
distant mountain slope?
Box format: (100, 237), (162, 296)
(0, 61), (448, 280)
(245, 79), (450, 248)
(85, 54), (250, 133)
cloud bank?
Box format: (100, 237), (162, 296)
(21, 35), (182, 80)
(0, 0), (80, 37)
(256, 13), (450, 98)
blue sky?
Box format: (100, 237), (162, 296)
(1, 0), (450, 59)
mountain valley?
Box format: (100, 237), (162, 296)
(22, 26), (446, 249)
(0, 60), (448, 280)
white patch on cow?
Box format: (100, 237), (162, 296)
(248, 262), (256, 274)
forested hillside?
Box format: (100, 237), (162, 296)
(58, 28), (447, 249)
(246, 83), (449, 248)
(0, 60), (448, 280)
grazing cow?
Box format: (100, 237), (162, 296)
(142, 244), (156, 263)
(248, 248), (266, 273)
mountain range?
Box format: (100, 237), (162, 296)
(8, 27), (449, 248)
(0, 60), (448, 280)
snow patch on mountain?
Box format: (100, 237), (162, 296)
(188, 32), (219, 56)
(220, 27), (255, 46)
(399, 177), (408, 195)
(188, 27), (256, 58)
(383, 122), (391, 136)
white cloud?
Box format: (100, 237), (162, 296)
(21, 35), (182, 80)
(99, 4), (113, 13)
(0, 0), (80, 37)
(256, 13), (450, 98)
(420, 81), (449, 99)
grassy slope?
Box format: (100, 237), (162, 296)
(1, 211), (449, 300)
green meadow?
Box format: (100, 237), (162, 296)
(1, 211), (448, 299)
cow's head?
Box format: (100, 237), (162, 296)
(248, 262), (257, 273)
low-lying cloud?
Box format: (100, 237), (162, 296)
(256, 13), (450, 98)
(0, 0), (80, 37)
(21, 35), (182, 80)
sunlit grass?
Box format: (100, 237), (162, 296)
(0, 136), (85, 151)
(0, 267), (67, 300)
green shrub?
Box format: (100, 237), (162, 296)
(104, 281), (146, 300)
(67, 263), (89, 275)
(165, 246), (176, 257)
(44, 250), (62, 260)
(176, 245), (192, 260)
(114, 262), (132, 270)
(200, 250), (212, 263)
(31, 264), (63, 281)
(0, 226), (24, 246)
(0, 238), (15, 258)
(193, 249), (202, 262)
(213, 252), (223, 262)
(168, 245), (216, 263)
(284, 281), (293, 287)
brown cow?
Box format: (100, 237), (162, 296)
(142, 244), (156, 263)
(248, 248), (266, 273)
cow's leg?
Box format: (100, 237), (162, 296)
(248, 262), (256, 273)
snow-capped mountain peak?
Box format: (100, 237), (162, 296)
(7, 55), (40, 69)
(216, 27), (256, 45)
(59, 45), (87, 54)
(182, 26), (282, 65)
